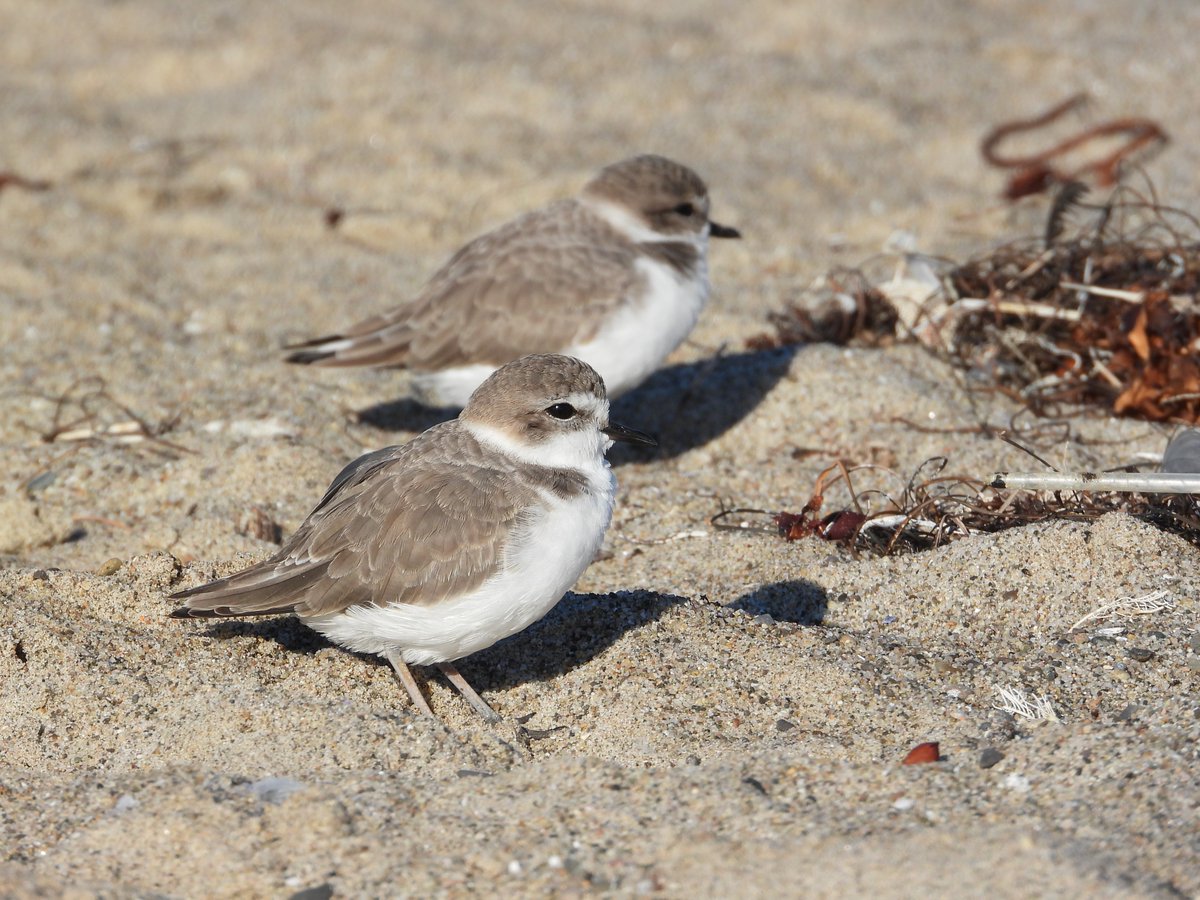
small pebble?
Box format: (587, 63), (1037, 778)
(978, 748), (1005, 769)
(751, 613), (775, 626)
(1126, 647), (1154, 662)
(96, 558), (123, 576)
(1188, 634), (1200, 654)
(775, 719), (795, 732)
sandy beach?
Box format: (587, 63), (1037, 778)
(2, 1), (1198, 895)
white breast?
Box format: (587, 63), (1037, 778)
(566, 253), (710, 397)
(307, 471), (615, 665)
(410, 247), (710, 407)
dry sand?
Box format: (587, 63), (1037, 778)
(2, 0), (1198, 896)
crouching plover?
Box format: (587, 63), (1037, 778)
(285, 154), (740, 406)
(170, 355), (654, 722)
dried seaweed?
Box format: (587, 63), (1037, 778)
(1044, 180), (1091, 247)
(979, 93), (1167, 201)
(942, 186), (1200, 423)
(753, 177), (1200, 426)
(747, 270), (900, 350)
(712, 456), (1200, 558)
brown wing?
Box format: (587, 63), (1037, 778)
(170, 424), (535, 619)
(285, 201), (643, 369)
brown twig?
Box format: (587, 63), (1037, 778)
(0, 172), (52, 193)
(22, 378), (191, 456)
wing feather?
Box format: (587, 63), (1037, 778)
(287, 202), (642, 369)
(170, 423), (536, 619)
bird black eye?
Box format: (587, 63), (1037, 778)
(674, 202), (696, 217)
(546, 403), (577, 420)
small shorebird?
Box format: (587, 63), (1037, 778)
(286, 154), (739, 406)
(170, 354), (654, 721)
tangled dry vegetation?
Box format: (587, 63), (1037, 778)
(744, 179), (1200, 556)
(711, 457), (1200, 558)
(942, 188), (1200, 423)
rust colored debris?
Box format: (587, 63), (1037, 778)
(901, 742), (941, 765)
(0, 171), (52, 193)
(943, 189), (1200, 424)
(981, 93), (1167, 200)
(753, 179), (1200, 426)
(712, 455), (1200, 559)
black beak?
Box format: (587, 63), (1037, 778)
(709, 221), (741, 239)
(603, 422), (658, 447)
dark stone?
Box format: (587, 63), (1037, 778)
(979, 748), (1005, 769)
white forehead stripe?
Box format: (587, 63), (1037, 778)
(580, 196), (702, 245)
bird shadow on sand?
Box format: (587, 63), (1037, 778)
(606, 344), (800, 463)
(455, 589), (687, 693)
(352, 397), (460, 434)
(727, 578), (829, 625)
(348, 344), (800, 460)
(180, 589), (685, 693)
(189, 616), (331, 653)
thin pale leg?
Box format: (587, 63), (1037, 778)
(385, 651), (435, 718)
(438, 662), (501, 723)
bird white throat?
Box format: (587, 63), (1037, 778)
(285, 154), (740, 407)
(170, 354), (656, 722)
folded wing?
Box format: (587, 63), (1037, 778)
(285, 203), (640, 370)
(170, 426), (534, 619)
